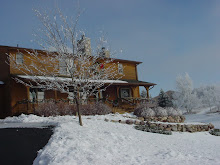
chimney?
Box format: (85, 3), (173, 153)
(100, 47), (110, 58)
(77, 35), (91, 56)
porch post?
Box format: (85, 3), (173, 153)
(55, 90), (58, 102)
(144, 86), (150, 99)
(26, 86), (30, 112)
(98, 88), (101, 99)
(116, 86), (120, 99)
(131, 87), (135, 104)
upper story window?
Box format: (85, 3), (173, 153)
(16, 52), (24, 64)
(59, 59), (75, 76)
(59, 59), (68, 75)
(118, 63), (123, 74)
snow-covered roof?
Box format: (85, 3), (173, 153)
(0, 81), (4, 85)
(17, 75), (128, 84)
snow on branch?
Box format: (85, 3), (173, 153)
(8, 8), (123, 102)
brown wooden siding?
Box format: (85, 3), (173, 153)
(45, 90), (56, 99)
(0, 48), (11, 118)
(10, 80), (28, 114)
(9, 51), (58, 75)
(57, 91), (68, 100)
(121, 63), (137, 80)
(109, 62), (137, 80)
(103, 86), (117, 101)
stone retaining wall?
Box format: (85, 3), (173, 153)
(143, 116), (185, 123)
(142, 121), (214, 133)
(106, 118), (214, 133)
(123, 115), (185, 123)
(210, 129), (220, 136)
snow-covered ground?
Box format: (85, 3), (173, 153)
(0, 114), (220, 165)
(185, 107), (220, 129)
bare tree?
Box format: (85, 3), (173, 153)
(8, 8), (120, 126)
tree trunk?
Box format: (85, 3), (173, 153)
(75, 97), (83, 126)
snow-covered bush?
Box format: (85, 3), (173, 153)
(154, 107), (168, 117)
(81, 101), (112, 115)
(35, 101), (74, 117)
(134, 103), (184, 118)
(141, 108), (156, 117)
(166, 107), (182, 116)
(134, 104), (148, 117)
(93, 102), (112, 115)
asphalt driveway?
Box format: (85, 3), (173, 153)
(0, 126), (54, 165)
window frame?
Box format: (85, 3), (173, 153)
(59, 59), (68, 75)
(118, 63), (123, 74)
(16, 52), (24, 64)
(59, 59), (75, 76)
(120, 88), (132, 98)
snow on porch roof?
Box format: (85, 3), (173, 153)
(16, 75), (128, 84)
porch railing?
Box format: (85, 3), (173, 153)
(11, 97), (156, 115)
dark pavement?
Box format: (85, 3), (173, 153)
(0, 126), (54, 165)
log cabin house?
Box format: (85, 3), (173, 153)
(0, 44), (156, 118)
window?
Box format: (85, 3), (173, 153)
(37, 91), (45, 102)
(118, 63), (123, 74)
(29, 88), (44, 102)
(120, 88), (131, 98)
(68, 92), (74, 100)
(59, 59), (74, 76)
(59, 59), (67, 75)
(16, 52), (24, 64)
(29, 89), (36, 102)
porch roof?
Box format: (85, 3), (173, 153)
(14, 75), (156, 87)
(113, 79), (156, 87)
(15, 75), (129, 84)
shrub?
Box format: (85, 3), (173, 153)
(35, 101), (75, 117)
(166, 107), (182, 116)
(81, 101), (112, 115)
(93, 101), (112, 115)
(154, 107), (168, 117)
(141, 108), (155, 118)
(134, 104), (148, 117)
(134, 103), (184, 118)
(35, 101), (111, 116)
(57, 102), (76, 116)
(35, 101), (59, 117)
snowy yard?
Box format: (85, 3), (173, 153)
(0, 113), (220, 165)
(185, 107), (220, 129)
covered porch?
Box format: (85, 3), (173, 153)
(10, 75), (156, 115)
(102, 79), (156, 113)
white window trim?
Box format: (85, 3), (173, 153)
(118, 63), (123, 74)
(59, 59), (74, 76)
(16, 52), (24, 64)
(29, 88), (45, 102)
(59, 59), (68, 75)
(37, 91), (45, 102)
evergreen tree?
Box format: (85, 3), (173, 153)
(158, 89), (173, 107)
(140, 90), (147, 98)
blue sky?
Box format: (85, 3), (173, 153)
(1, 0), (220, 96)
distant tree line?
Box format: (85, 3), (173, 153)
(172, 73), (220, 113)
